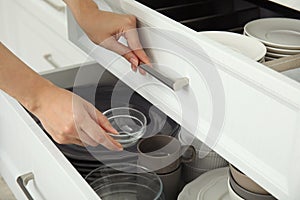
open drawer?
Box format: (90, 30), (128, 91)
(0, 62), (180, 199)
(67, 0), (300, 199)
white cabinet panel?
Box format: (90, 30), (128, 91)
(14, 0), (66, 39)
(0, 0), (19, 52)
(0, 89), (99, 200)
(268, 0), (300, 11)
(0, 0), (91, 73)
(15, 2), (90, 72)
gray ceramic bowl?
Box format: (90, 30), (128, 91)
(229, 164), (269, 194)
(178, 132), (228, 170)
(229, 170), (277, 200)
(182, 163), (208, 183)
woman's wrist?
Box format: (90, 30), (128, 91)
(64, 0), (99, 25)
(23, 79), (57, 115)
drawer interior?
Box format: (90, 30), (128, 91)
(56, 0), (300, 197)
(37, 64), (231, 198)
(136, 0), (300, 33)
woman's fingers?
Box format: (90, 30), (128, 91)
(72, 139), (86, 147)
(124, 29), (151, 74)
(100, 37), (139, 71)
(124, 29), (150, 63)
(95, 109), (118, 134)
(80, 117), (123, 151)
(77, 129), (99, 147)
(100, 31), (151, 75)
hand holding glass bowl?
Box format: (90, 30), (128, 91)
(103, 107), (147, 148)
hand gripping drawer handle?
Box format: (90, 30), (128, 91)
(42, 0), (65, 12)
(17, 172), (34, 200)
(139, 64), (189, 91)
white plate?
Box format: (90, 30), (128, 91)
(178, 167), (230, 200)
(258, 57), (265, 63)
(266, 51), (291, 58)
(267, 46), (300, 55)
(265, 56), (275, 61)
(199, 31), (266, 61)
(282, 68), (300, 83)
(244, 18), (300, 50)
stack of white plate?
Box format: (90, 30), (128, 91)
(198, 31), (266, 62)
(178, 167), (230, 200)
(244, 18), (300, 61)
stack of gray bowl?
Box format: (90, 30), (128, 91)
(228, 164), (277, 200)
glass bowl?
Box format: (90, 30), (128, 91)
(85, 163), (163, 200)
(103, 107), (147, 148)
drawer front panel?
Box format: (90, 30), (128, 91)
(0, 92), (99, 200)
(0, 0), (90, 73)
(13, 0), (66, 38)
(68, 0), (300, 199)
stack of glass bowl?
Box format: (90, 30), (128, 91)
(85, 163), (164, 200)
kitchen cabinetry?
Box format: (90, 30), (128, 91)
(0, 0), (90, 72)
(0, 0), (299, 199)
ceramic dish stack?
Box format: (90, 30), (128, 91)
(178, 167), (231, 200)
(244, 18), (300, 61)
(228, 164), (277, 200)
(178, 166), (277, 200)
(198, 31), (266, 62)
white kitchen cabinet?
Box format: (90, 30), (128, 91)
(0, 0), (91, 73)
(0, 0), (19, 53)
(0, 0), (300, 199)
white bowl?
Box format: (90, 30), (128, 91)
(199, 31), (266, 61)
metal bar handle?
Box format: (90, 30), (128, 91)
(17, 172), (34, 200)
(139, 64), (189, 91)
(43, 54), (60, 69)
(42, 0), (65, 12)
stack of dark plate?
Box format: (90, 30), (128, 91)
(30, 84), (180, 178)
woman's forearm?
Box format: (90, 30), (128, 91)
(0, 42), (55, 112)
(63, 0), (98, 23)
(0, 42), (122, 150)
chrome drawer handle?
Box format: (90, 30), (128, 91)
(43, 54), (60, 69)
(42, 0), (65, 12)
(139, 64), (189, 91)
(17, 172), (34, 200)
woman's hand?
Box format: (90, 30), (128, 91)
(0, 42), (122, 151)
(65, 0), (150, 74)
(33, 85), (123, 151)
